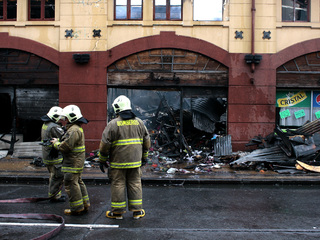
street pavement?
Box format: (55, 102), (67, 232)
(1, 156), (320, 239)
(1, 183), (320, 240)
(1, 141), (320, 239)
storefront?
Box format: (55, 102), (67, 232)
(276, 50), (320, 130)
(277, 90), (320, 129)
(105, 47), (229, 156)
(0, 48), (59, 143)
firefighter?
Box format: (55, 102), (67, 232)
(51, 105), (90, 216)
(99, 95), (151, 220)
(40, 106), (65, 202)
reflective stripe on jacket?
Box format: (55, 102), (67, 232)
(55, 124), (86, 173)
(41, 122), (64, 165)
(99, 116), (150, 169)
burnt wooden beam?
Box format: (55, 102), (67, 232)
(277, 73), (320, 88)
(108, 72), (228, 87)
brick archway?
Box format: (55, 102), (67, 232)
(106, 31), (230, 68)
(0, 33), (60, 142)
(272, 38), (320, 69)
(273, 38), (320, 131)
(0, 33), (59, 65)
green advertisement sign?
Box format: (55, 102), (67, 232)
(276, 91), (311, 108)
(294, 109), (305, 119)
(280, 109), (291, 119)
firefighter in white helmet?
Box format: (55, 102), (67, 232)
(40, 106), (65, 202)
(99, 95), (151, 220)
(51, 105), (90, 215)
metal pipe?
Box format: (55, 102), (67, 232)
(251, 0), (256, 73)
(179, 88), (183, 161)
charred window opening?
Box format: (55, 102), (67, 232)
(0, 49), (59, 144)
(0, 93), (12, 133)
(107, 89), (227, 159)
(16, 87), (59, 141)
(107, 49), (229, 160)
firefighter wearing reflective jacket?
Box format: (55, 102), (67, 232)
(51, 105), (90, 216)
(41, 106), (65, 202)
(99, 95), (151, 220)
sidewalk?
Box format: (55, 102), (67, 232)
(1, 155), (320, 185)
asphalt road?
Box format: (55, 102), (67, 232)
(1, 183), (320, 240)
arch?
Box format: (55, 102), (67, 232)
(273, 39), (320, 130)
(272, 38), (320, 69)
(0, 33), (59, 65)
(106, 31), (230, 68)
(105, 35), (230, 152)
(107, 48), (228, 88)
(0, 33), (60, 142)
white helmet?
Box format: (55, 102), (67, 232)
(62, 105), (83, 123)
(47, 106), (63, 123)
(112, 95), (132, 113)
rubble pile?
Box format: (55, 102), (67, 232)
(230, 120), (320, 174)
(146, 148), (227, 175)
(143, 95), (229, 174)
(84, 93), (230, 175)
(87, 118), (320, 175)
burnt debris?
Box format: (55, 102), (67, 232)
(143, 93), (227, 159)
(105, 90), (229, 174)
(230, 119), (320, 173)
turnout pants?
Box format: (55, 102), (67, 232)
(64, 172), (90, 212)
(110, 167), (143, 213)
(46, 164), (64, 199)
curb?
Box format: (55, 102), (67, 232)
(2, 175), (320, 185)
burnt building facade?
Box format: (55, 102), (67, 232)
(0, 1), (319, 153)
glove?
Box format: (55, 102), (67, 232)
(99, 161), (109, 173)
(51, 138), (60, 149)
(51, 138), (59, 145)
(141, 158), (147, 166)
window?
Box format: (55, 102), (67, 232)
(276, 90), (312, 128)
(194, 0), (222, 21)
(114, 0), (142, 20)
(0, 0), (17, 21)
(29, 0), (55, 21)
(282, 0), (309, 22)
(154, 0), (182, 20)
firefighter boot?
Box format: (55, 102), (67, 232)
(64, 207), (85, 216)
(133, 209), (145, 220)
(84, 203), (90, 212)
(106, 211), (123, 220)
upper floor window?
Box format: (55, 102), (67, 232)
(114, 0), (142, 20)
(154, 0), (182, 20)
(0, 0), (17, 21)
(29, 0), (55, 21)
(282, 0), (309, 22)
(194, 0), (223, 21)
